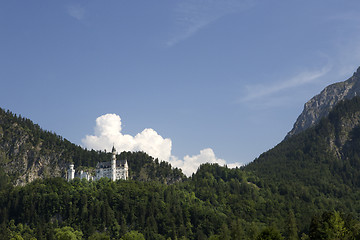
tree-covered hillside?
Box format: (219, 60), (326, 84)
(1, 164), (360, 239)
(3, 97), (360, 239)
(245, 97), (360, 213)
(0, 108), (184, 185)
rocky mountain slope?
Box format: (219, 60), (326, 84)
(286, 66), (360, 138)
(241, 96), (360, 235)
(0, 108), (184, 185)
(248, 96), (360, 188)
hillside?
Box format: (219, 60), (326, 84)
(244, 96), (360, 232)
(247, 96), (360, 189)
(287, 66), (360, 138)
(0, 108), (185, 186)
(3, 97), (360, 239)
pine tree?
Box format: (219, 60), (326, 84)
(285, 210), (298, 240)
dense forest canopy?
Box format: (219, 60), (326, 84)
(3, 97), (360, 239)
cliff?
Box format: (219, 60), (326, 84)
(286, 66), (360, 138)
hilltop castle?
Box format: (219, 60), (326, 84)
(67, 146), (129, 181)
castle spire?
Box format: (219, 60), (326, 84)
(111, 145), (116, 181)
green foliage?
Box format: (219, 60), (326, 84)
(120, 151), (185, 183)
(88, 232), (110, 240)
(54, 226), (83, 240)
(3, 97), (360, 239)
(120, 230), (145, 240)
(256, 227), (284, 240)
(285, 210), (298, 240)
(243, 97), (360, 233)
(308, 211), (360, 240)
(3, 219), (37, 240)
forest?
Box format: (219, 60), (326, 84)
(1, 165), (360, 239)
(3, 97), (360, 239)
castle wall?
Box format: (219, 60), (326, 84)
(67, 147), (128, 181)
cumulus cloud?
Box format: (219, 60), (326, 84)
(82, 114), (172, 161)
(82, 114), (242, 176)
(169, 148), (227, 176)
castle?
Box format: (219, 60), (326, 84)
(67, 146), (129, 181)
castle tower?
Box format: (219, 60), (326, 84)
(124, 159), (129, 180)
(111, 146), (116, 181)
(68, 164), (75, 181)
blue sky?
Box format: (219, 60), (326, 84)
(1, 1), (360, 175)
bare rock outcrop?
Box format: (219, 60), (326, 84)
(286, 66), (360, 139)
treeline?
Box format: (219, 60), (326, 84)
(4, 97), (360, 239)
(1, 170), (360, 239)
(0, 176), (246, 239)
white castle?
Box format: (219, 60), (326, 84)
(67, 146), (129, 181)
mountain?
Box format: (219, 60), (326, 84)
(247, 96), (360, 187)
(286, 66), (360, 138)
(0, 108), (184, 186)
(4, 75), (360, 239)
(3, 96), (360, 239)
(243, 96), (360, 236)
(2, 98), (360, 239)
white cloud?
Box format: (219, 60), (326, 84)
(82, 114), (172, 161)
(241, 65), (331, 102)
(169, 148), (229, 176)
(227, 162), (243, 168)
(167, 0), (256, 47)
(82, 113), (242, 176)
(66, 4), (85, 20)
(133, 128), (172, 161)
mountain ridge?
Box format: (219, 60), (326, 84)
(242, 96), (360, 232)
(4, 96), (360, 239)
(286, 66), (360, 138)
(4, 83), (360, 238)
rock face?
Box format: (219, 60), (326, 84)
(0, 120), (66, 186)
(286, 66), (360, 139)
